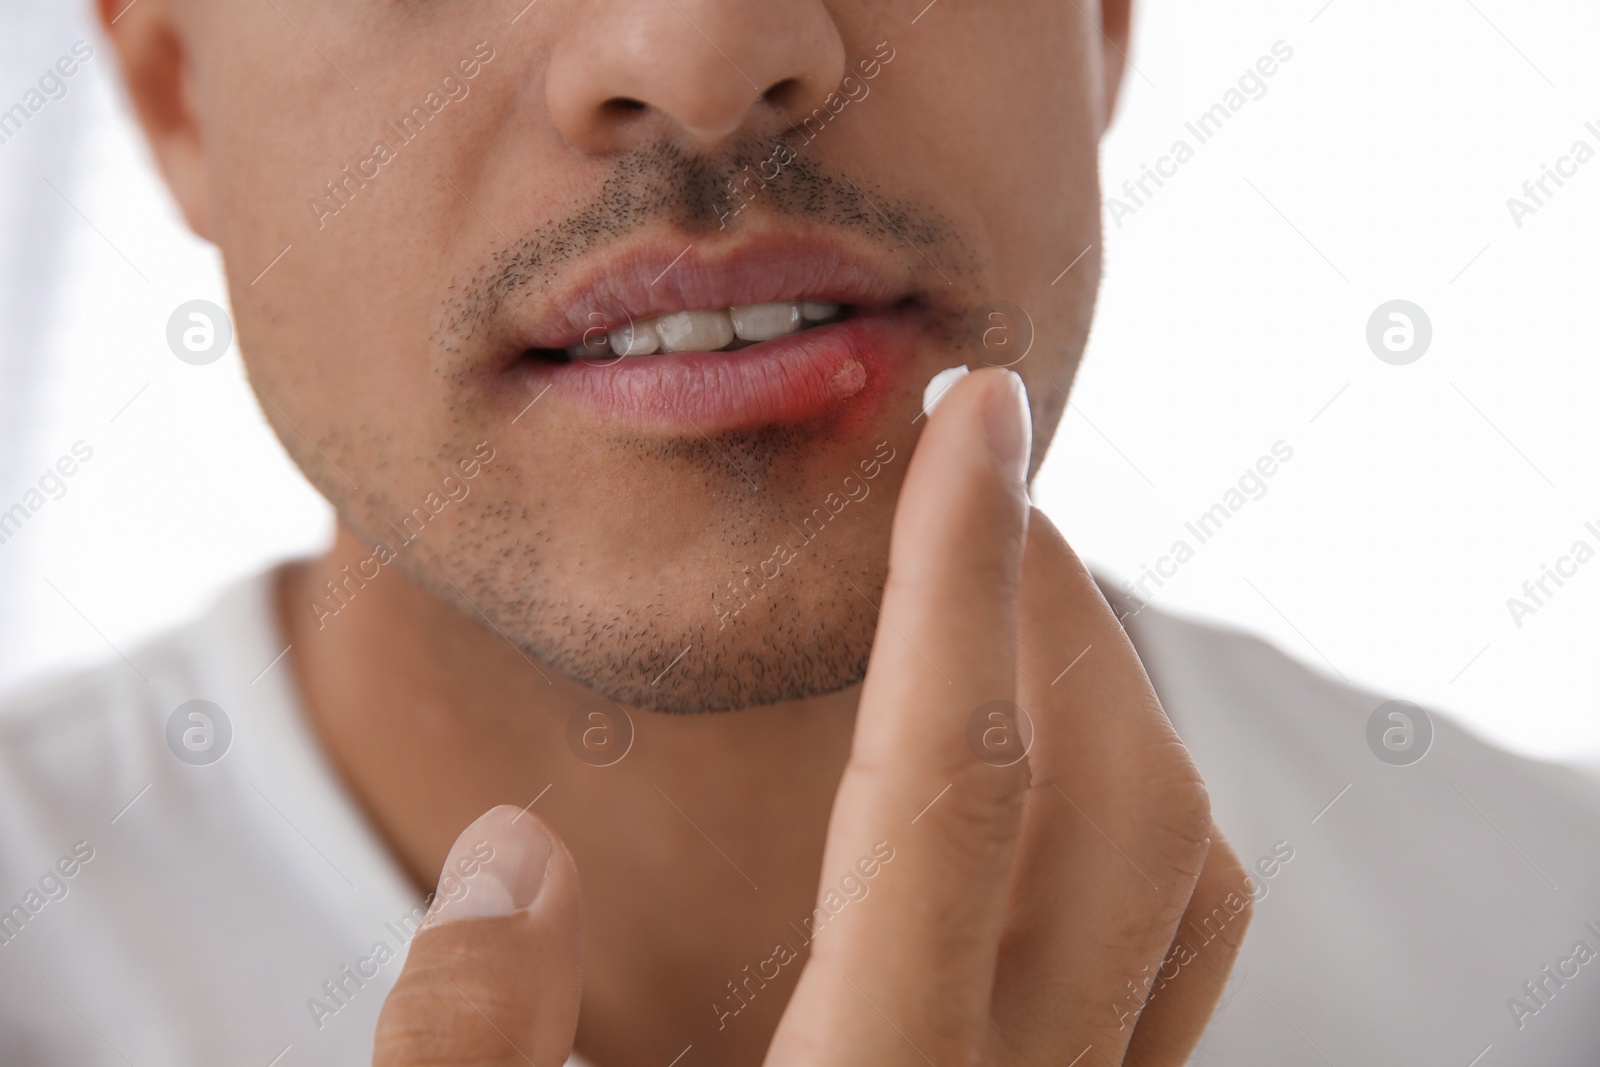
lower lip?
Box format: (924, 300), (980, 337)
(509, 314), (910, 434)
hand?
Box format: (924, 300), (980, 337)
(764, 368), (1250, 1066)
(372, 368), (1249, 1067)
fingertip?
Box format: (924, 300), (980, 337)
(375, 806), (583, 1067)
(980, 368), (1031, 487)
(921, 367), (1032, 482)
(425, 805), (555, 926)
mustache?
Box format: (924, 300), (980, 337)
(439, 136), (972, 346)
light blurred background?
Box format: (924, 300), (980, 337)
(1, 0), (1595, 763)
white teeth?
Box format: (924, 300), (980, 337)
(569, 300), (845, 358)
(609, 321), (660, 356)
(730, 302), (802, 342)
(566, 333), (612, 361)
(655, 309), (735, 353)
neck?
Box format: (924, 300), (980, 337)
(279, 524), (859, 1067)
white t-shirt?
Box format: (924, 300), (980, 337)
(1, 566), (1596, 1065)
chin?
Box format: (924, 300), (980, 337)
(522, 583), (881, 714)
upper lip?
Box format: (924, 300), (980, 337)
(510, 226), (930, 351)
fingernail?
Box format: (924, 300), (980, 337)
(921, 364), (969, 416)
(424, 807), (553, 926)
(984, 370), (1031, 485)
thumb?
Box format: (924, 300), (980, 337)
(374, 805), (583, 1067)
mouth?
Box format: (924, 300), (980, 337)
(496, 232), (943, 434)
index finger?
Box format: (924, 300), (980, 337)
(770, 366), (1034, 1066)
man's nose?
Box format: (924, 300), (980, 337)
(545, 0), (847, 152)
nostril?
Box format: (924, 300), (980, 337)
(603, 97), (648, 115)
(763, 78), (801, 108)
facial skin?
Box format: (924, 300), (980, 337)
(114, 0), (1121, 712)
(104, 3), (1143, 1064)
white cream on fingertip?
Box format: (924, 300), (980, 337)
(921, 365), (970, 417)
